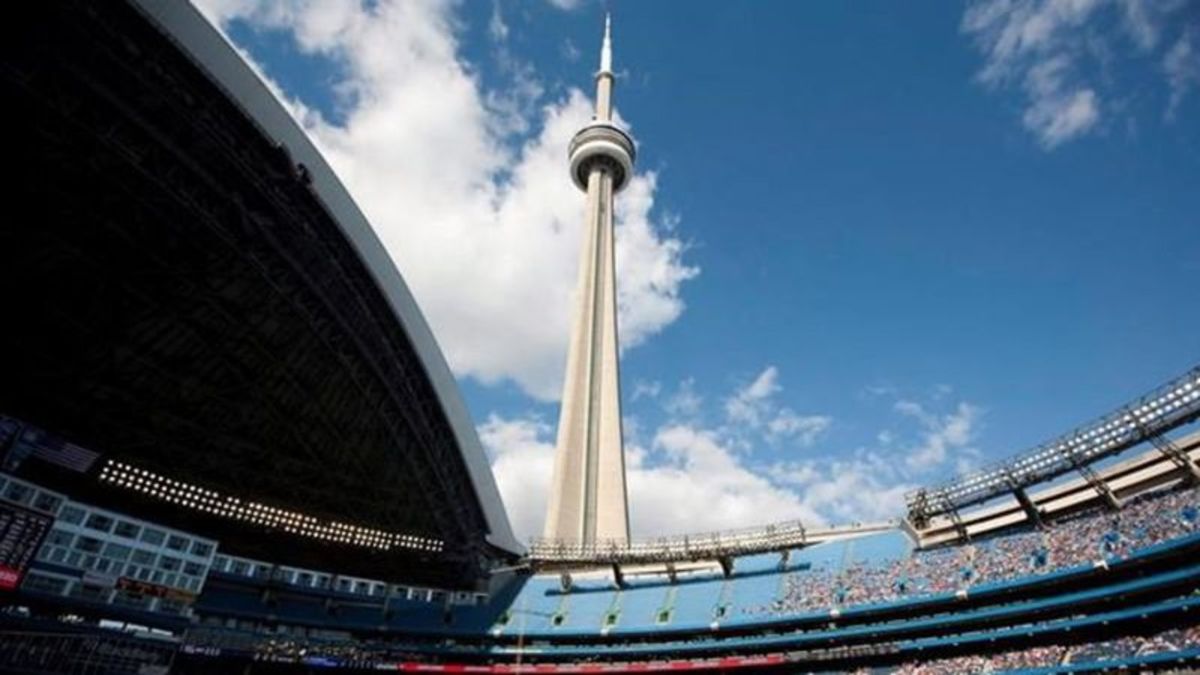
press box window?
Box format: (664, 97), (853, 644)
(103, 543), (133, 561)
(58, 505), (86, 525)
(84, 514), (114, 533)
(33, 493), (63, 514)
(74, 536), (103, 553)
(46, 529), (74, 548)
(3, 482), (32, 504)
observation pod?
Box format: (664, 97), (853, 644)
(569, 121), (636, 193)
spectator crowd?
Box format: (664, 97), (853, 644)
(762, 485), (1200, 615)
(889, 624), (1200, 673)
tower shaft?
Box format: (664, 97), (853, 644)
(543, 15), (633, 545)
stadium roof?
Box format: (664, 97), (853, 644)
(0, 0), (519, 585)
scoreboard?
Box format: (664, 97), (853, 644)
(0, 500), (53, 591)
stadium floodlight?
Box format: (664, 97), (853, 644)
(98, 459), (442, 554)
(906, 364), (1200, 526)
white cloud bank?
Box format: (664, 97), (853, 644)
(195, 0), (697, 401)
(962, 0), (1197, 148)
(483, 365), (981, 542)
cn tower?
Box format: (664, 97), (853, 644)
(543, 15), (635, 545)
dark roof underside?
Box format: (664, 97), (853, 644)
(0, 1), (500, 587)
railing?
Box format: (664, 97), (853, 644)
(526, 519), (897, 566)
(906, 365), (1200, 527)
(0, 629), (177, 675)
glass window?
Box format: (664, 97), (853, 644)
(230, 560), (250, 576)
(58, 505), (86, 525)
(140, 528), (165, 546)
(166, 535), (188, 552)
(3, 482), (33, 504)
(21, 573), (67, 595)
(46, 529), (74, 547)
(50, 548), (67, 563)
(66, 551), (82, 566)
(74, 536), (103, 553)
(95, 558), (111, 573)
(114, 521), (141, 539)
(33, 492), (63, 514)
(190, 541), (213, 558)
(84, 513), (114, 533)
(158, 556), (181, 572)
(131, 550), (156, 566)
(102, 543), (133, 561)
(183, 562), (205, 576)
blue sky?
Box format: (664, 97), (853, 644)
(200, 0), (1200, 540)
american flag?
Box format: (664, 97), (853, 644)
(22, 429), (100, 473)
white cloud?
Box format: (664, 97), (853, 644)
(766, 410), (832, 446)
(770, 454), (915, 525)
(488, 0), (508, 43)
(1022, 56), (1099, 148)
(545, 0), (583, 10)
(724, 366), (781, 426)
(479, 412), (825, 541)
(1164, 28), (1199, 120)
(478, 415), (556, 541)
(895, 400), (983, 471)
(195, 0), (696, 402)
(628, 425), (823, 536)
(561, 38), (582, 63)
(631, 380), (662, 401)
(663, 378), (703, 418)
(725, 366), (831, 446)
(480, 366), (985, 540)
(961, 0), (1196, 148)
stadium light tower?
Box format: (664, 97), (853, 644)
(542, 14), (635, 545)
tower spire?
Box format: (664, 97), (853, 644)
(543, 14), (636, 545)
(599, 13), (612, 76)
(594, 13), (615, 122)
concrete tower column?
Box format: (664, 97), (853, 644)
(543, 15), (635, 545)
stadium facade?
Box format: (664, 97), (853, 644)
(1, 2), (1198, 674)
